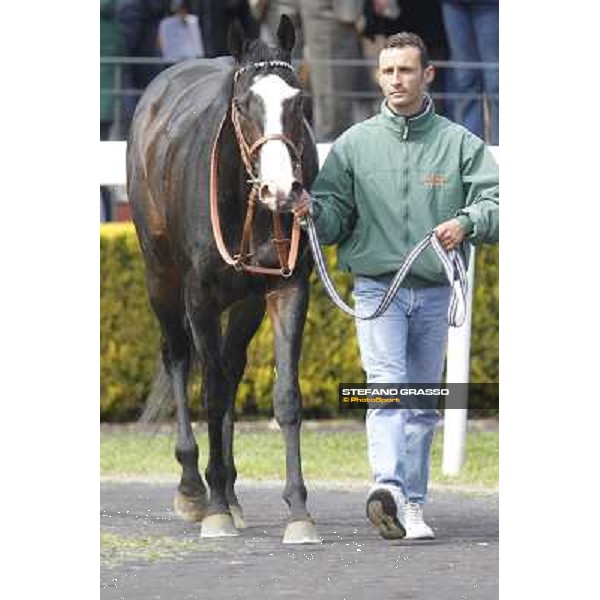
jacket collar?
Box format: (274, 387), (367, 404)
(380, 94), (436, 138)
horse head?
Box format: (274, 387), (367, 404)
(228, 15), (306, 213)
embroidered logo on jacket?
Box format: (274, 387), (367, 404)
(422, 173), (446, 187)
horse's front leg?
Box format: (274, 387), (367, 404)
(221, 294), (267, 530)
(186, 292), (238, 539)
(266, 277), (321, 544)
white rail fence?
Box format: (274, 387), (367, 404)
(99, 142), (499, 475)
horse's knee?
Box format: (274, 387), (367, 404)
(202, 362), (231, 414)
(205, 395), (229, 422)
(273, 394), (302, 428)
(273, 383), (302, 426)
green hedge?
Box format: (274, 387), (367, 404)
(100, 223), (498, 421)
(100, 224), (161, 420)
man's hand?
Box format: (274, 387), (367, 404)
(434, 218), (466, 251)
(373, 0), (390, 15)
(292, 190), (313, 221)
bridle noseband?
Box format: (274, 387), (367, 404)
(209, 60), (305, 277)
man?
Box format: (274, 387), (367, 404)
(158, 0), (204, 62)
(116, 0), (169, 136)
(294, 32), (498, 540)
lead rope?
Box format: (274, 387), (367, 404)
(301, 215), (468, 326)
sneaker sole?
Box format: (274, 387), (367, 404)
(404, 532), (436, 540)
(366, 490), (406, 540)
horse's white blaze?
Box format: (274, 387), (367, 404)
(250, 74), (299, 206)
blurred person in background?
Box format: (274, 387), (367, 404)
(100, 0), (124, 220)
(158, 0), (204, 61)
(398, 1), (451, 119)
(250, 1), (311, 121)
(250, 0), (303, 59)
(197, 0), (259, 57)
(440, 0), (498, 143)
(360, 0), (405, 116)
(116, 0), (170, 136)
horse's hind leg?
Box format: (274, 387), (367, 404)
(221, 294), (266, 529)
(147, 269), (208, 521)
(129, 168), (206, 519)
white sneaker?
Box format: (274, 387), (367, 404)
(366, 484), (406, 540)
(404, 501), (435, 539)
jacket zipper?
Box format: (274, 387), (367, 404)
(402, 119), (410, 248)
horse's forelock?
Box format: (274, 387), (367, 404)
(241, 40), (276, 65)
(236, 40), (296, 86)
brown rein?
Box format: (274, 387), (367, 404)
(209, 82), (304, 278)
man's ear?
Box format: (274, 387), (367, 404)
(276, 14), (295, 58)
(227, 20), (246, 63)
(424, 64), (435, 86)
(376, 68), (385, 94)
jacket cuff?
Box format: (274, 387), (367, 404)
(311, 202), (322, 220)
(456, 214), (474, 237)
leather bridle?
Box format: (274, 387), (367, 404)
(209, 61), (305, 277)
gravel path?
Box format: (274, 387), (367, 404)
(101, 481), (498, 600)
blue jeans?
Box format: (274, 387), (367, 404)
(353, 277), (451, 504)
(441, 2), (499, 144)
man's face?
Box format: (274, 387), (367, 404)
(378, 47), (434, 114)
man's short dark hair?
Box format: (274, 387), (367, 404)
(382, 32), (430, 69)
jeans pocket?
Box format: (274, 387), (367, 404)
(352, 277), (390, 315)
(353, 276), (379, 300)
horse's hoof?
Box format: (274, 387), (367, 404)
(200, 513), (239, 538)
(282, 520), (322, 544)
(173, 490), (208, 522)
(229, 504), (246, 530)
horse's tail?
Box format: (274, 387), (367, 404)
(137, 346), (199, 424)
(138, 352), (172, 423)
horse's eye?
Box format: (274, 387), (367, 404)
(290, 92), (305, 112)
(234, 93), (251, 114)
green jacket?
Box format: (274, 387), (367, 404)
(311, 98), (499, 287)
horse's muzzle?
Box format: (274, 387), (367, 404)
(260, 180), (304, 212)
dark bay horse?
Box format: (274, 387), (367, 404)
(126, 16), (320, 543)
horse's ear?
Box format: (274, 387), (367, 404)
(276, 14), (295, 57)
(227, 20), (246, 62)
